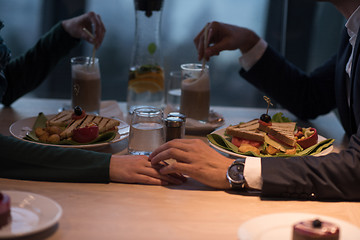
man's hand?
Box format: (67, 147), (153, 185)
(149, 139), (234, 189)
(109, 155), (186, 185)
(194, 21), (260, 61)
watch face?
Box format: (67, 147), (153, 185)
(228, 163), (245, 183)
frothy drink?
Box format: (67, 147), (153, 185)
(71, 57), (101, 114)
(180, 69), (210, 121)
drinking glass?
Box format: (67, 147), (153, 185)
(180, 63), (210, 121)
(166, 71), (182, 111)
(128, 106), (165, 155)
(71, 56), (101, 114)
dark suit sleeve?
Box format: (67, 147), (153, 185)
(240, 45), (337, 120)
(260, 125), (360, 201)
(0, 134), (111, 183)
(2, 22), (80, 106)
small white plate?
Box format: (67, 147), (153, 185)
(0, 191), (62, 239)
(185, 110), (225, 134)
(9, 115), (129, 149)
(209, 128), (333, 158)
(238, 212), (360, 240)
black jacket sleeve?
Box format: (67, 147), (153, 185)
(240, 45), (337, 120)
(2, 22), (80, 106)
(0, 134), (111, 183)
(261, 125), (360, 201)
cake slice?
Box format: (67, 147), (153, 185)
(0, 192), (11, 229)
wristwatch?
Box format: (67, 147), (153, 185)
(226, 159), (246, 189)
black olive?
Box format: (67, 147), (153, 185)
(312, 219), (322, 228)
(74, 106), (83, 116)
(260, 113), (271, 123)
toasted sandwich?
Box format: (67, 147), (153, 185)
(225, 119), (266, 143)
(60, 115), (120, 139)
(258, 122), (296, 147)
(47, 110), (73, 127)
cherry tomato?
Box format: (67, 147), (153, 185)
(258, 119), (272, 126)
(72, 124), (99, 143)
(231, 137), (262, 148)
(72, 106), (86, 120)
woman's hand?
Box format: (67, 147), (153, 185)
(62, 11), (106, 49)
(194, 21), (260, 61)
(109, 155), (186, 185)
(149, 139), (234, 189)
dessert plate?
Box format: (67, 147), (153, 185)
(0, 191), (62, 239)
(9, 115), (129, 150)
(237, 212), (360, 240)
(185, 110), (225, 135)
(209, 127), (333, 158)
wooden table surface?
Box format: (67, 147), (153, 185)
(0, 98), (359, 240)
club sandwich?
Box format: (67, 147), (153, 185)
(225, 119), (266, 143)
(258, 122), (297, 147)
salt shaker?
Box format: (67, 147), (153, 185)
(165, 116), (185, 142)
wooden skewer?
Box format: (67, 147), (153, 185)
(263, 96), (273, 114)
(202, 23), (209, 72)
(82, 28), (96, 64)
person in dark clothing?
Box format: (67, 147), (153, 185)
(149, 0), (360, 201)
(0, 12), (184, 186)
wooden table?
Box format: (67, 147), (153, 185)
(1, 98), (359, 240)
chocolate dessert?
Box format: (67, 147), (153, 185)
(0, 192), (11, 228)
(293, 219), (340, 240)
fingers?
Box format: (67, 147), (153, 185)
(149, 139), (202, 165)
(86, 12), (106, 49)
(136, 161), (186, 185)
(194, 23), (207, 61)
(157, 161), (191, 176)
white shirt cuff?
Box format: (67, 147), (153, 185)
(244, 156), (263, 190)
(239, 39), (268, 71)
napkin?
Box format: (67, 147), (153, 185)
(207, 133), (335, 157)
(100, 100), (125, 121)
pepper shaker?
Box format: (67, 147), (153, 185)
(167, 112), (186, 137)
(165, 116), (185, 142)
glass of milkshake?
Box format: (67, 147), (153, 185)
(180, 63), (210, 121)
(71, 56), (101, 114)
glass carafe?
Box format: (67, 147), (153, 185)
(127, 0), (164, 113)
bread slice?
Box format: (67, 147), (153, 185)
(60, 114), (120, 139)
(225, 119), (265, 143)
(258, 122), (296, 146)
(47, 110), (73, 127)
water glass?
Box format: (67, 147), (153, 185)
(71, 56), (101, 114)
(128, 106), (165, 155)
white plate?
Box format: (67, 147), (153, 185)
(9, 115), (129, 149)
(209, 128), (333, 157)
(0, 190), (62, 239)
(185, 110), (225, 134)
(238, 212), (360, 240)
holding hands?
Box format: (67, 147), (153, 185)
(62, 11), (106, 49)
(194, 21), (260, 61)
(149, 139), (234, 189)
(109, 155), (186, 186)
